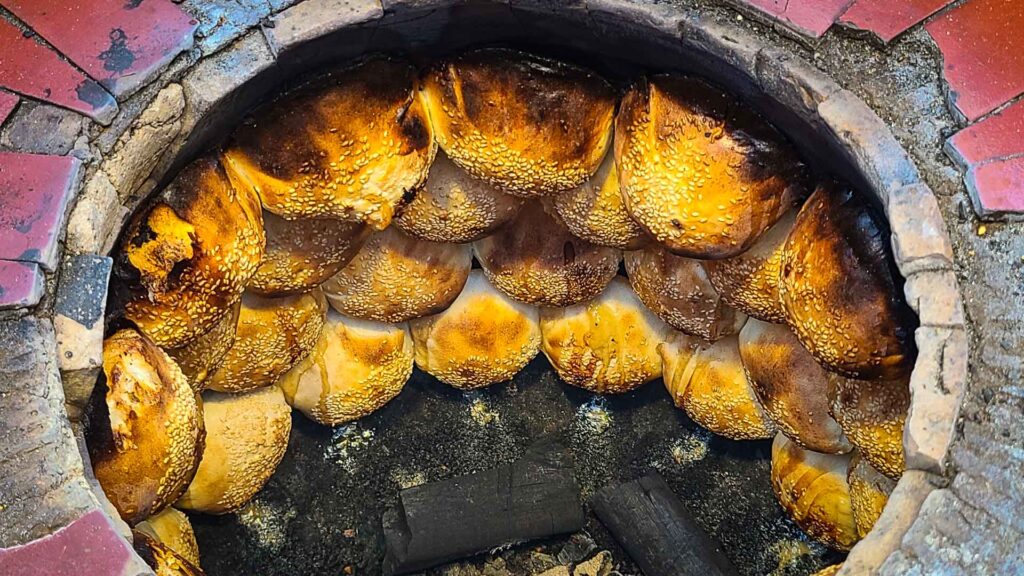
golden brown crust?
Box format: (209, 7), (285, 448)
(540, 277), (671, 394)
(394, 150), (524, 243)
(615, 75), (804, 259)
(411, 270), (541, 390)
(248, 211), (370, 296)
(551, 151), (648, 250)
(770, 434), (859, 551)
(473, 201), (620, 307)
(703, 210), (795, 323)
(624, 245), (746, 341)
(827, 372), (910, 479)
(780, 185), (917, 381)
(739, 318), (852, 454)
(322, 226), (472, 322)
(132, 530), (205, 576)
(135, 508), (200, 567)
(423, 48), (616, 197)
(847, 452), (896, 539)
(86, 330), (204, 525)
(812, 564), (843, 576)
(222, 58), (435, 228)
(112, 156), (265, 349)
(177, 387), (292, 515)
(660, 330), (777, 440)
(279, 310), (414, 424)
(205, 290), (327, 393)
(166, 300), (240, 391)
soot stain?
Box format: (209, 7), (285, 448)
(99, 28), (135, 74)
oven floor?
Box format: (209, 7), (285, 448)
(190, 358), (843, 576)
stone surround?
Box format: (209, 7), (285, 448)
(0, 0), (1019, 574)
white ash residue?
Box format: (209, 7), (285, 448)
(465, 392), (501, 427)
(323, 424), (375, 472)
(669, 429), (712, 466)
(390, 468), (427, 490)
(574, 397), (612, 435)
(235, 498), (296, 552)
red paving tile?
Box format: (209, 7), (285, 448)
(0, 152), (81, 272)
(0, 510), (136, 575)
(967, 155), (1024, 218)
(947, 98), (1024, 169)
(738, 0), (853, 38)
(0, 260), (43, 309)
(926, 0), (1024, 122)
(0, 90), (17, 125)
(839, 0), (955, 42)
(2, 0), (198, 98)
(0, 18), (117, 124)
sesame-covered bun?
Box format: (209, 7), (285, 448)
(279, 310), (414, 425)
(222, 58), (435, 229)
(248, 211), (370, 296)
(112, 156), (264, 349)
(411, 270), (541, 390)
(615, 75), (804, 259)
(703, 210), (795, 323)
(86, 330), (204, 525)
(177, 387), (291, 515)
(624, 245), (746, 341)
(660, 330), (776, 440)
(770, 434), (859, 551)
(205, 290), (327, 393)
(166, 300), (240, 391)
(827, 373), (910, 479)
(847, 453), (896, 539)
(135, 508), (200, 567)
(394, 151), (524, 243)
(540, 277), (671, 394)
(551, 151), (648, 250)
(473, 202), (620, 307)
(322, 226), (471, 322)
(780, 185), (917, 381)
(132, 529), (204, 576)
(423, 48), (615, 197)
(739, 318), (852, 454)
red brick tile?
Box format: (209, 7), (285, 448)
(966, 155), (1024, 219)
(0, 19), (117, 124)
(926, 0), (1024, 122)
(738, 0), (853, 38)
(0, 152), (81, 271)
(0, 510), (137, 575)
(0, 260), (43, 309)
(0, 90), (17, 125)
(946, 99), (1024, 169)
(839, 0), (955, 43)
(2, 0), (198, 98)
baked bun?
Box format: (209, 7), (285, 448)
(615, 75), (803, 259)
(624, 245), (746, 341)
(703, 210), (795, 323)
(112, 156), (264, 348)
(411, 270), (541, 389)
(166, 300), (240, 391)
(812, 564), (843, 576)
(248, 211), (369, 296)
(780, 185), (917, 380)
(86, 330), (204, 525)
(177, 386), (291, 514)
(551, 151), (647, 250)
(847, 453), (896, 539)
(279, 310), (414, 424)
(206, 290), (327, 393)
(423, 48), (615, 197)
(322, 226), (471, 322)
(770, 434), (858, 551)
(394, 150), (524, 243)
(135, 508), (200, 567)
(132, 529), (204, 576)
(473, 201), (620, 306)
(222, 58), (434, 229)
(659, 330), (776, 440)
(739, 318), (851, 454)
(827, 373), (910, 479)
(540, 277), (671, 394)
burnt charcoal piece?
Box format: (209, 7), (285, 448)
(381, 438), (584, 575)
(591, 474), (738, 576)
